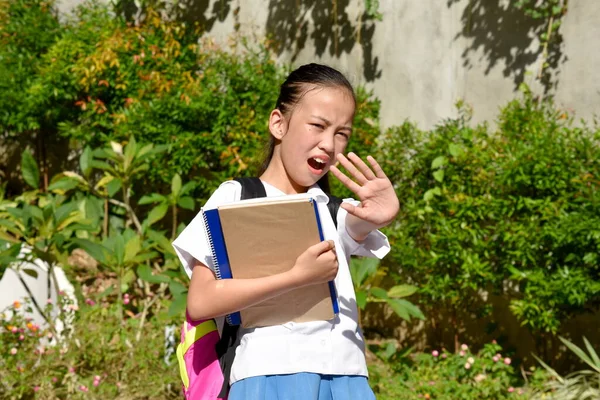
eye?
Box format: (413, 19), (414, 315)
(311, 123), (325, 130)
(336, 131), (350, 139)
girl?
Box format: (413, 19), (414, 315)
(173, 63), (399, 400)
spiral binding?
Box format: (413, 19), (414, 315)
(202, 210), (222, 280)
(203, 210), (236, 325)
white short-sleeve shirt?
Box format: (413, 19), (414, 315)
(172, 180), (390, 384)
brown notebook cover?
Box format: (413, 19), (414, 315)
(215, 197), (337, 328)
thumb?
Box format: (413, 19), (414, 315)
(310, 240), (335, 255)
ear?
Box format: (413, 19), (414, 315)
(268, 109), (287, 140)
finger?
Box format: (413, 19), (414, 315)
(366, 155), (388, 179)
(330, 165), (362, 194)
(347, 152), (376, 180)
(311, 240), (334, 255)
(340, 202), (369, 221)
(336, 153), (368, 185)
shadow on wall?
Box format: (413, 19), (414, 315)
(447, 0), (565, 92)
(113, 0), (235, 31)
(265, 0), (381, 82)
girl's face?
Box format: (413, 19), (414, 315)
(268, 86), (355, 193)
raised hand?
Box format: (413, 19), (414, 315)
(329, 152), (399, 232)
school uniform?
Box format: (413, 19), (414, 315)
(173, 180), (390, 400)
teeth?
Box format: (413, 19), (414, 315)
(313, 158), (326, 164)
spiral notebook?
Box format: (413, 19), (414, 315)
(202, 195), (339, 328)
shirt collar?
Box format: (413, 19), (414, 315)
(307, 184), (330, 204)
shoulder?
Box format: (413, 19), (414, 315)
(202, 180), (242, 210)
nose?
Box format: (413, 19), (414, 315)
(318, 132), (335, 154)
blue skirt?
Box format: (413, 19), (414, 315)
(228, 373), (376, 400)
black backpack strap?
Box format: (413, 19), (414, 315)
(234, 177), (267, 199)
(327, 194), (343, 228)
(216, 177), (267, 398)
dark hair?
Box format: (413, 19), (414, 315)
(259, 63), (356, 193)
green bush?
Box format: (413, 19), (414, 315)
(0, 296), (180, 399)
(380, 91), (600, 338)
(368, 341), (549, 399)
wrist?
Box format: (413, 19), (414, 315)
(345, 213), (376, 242)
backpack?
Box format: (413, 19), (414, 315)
(176, 177), (342, 400)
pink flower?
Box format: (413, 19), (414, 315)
(441, 353), (447, 359)
(461, 344), (468, 351)
(68, 367), (75, 373)
(432, 350), (439, 357)
(93, 380), (100, 387)
(11, 326), (18, 333)
(459, 350), (465, 357)
(504, 357), (512, 365)
(10, 348), (17, 355)
(493, 355), (499, 362)
(47, 298), (53, 304)
(508, 387), (515, 393)
(58, 290), (66, 296)
(464, 362), (471, 369)
(85, 298), (96, 306)
(492, 339), (497, 344)
(33, 386), (40, 392)
(52, 377), (57, 383)
(123, 298), (130, 305)
(19, 334), (24, 341)
(68, 304), (79, 311)
(79, 385), (89, 392)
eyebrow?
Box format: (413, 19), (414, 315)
(311, 115), (353, 132)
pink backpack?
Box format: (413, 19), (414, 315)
(176, 312), (226, 400)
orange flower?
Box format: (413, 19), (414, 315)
(13, 301), (21, 309)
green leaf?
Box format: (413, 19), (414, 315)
(583, 337), (600, 369)
(423, 187), (441, 202)
(145, 203), (168, 227)
(431, 156), (447, 169)
(91, 160), (113, 172)
(171, 174), (182, 197)
(138, 193), (166, 205)
(177, 196), (195, 210)
(180, 181), (196, 195)
(124, 136), (137, 170)
(80, 146), (93, 177)
(48, 177), (79, 192)
(106, 179), (122, 197)
(21, 150), (40, 189)
(168, 292), (187, 317)
(114, 234), (125, 267)
(433, 170), (445, 183)
(124, 235), (141, 263)
(388, 284), (418, 298)
(147, 229), (176, 255)
(370, 287), (389, 300)
(22, 268), (39, 278)
(559, 336), (600, 372)
(169, 280), (187, 295)
(388, 298), (425, 321)
(448, 143), (463, 158)
(71, 239), (108, 264)
(137, 263), (170, 284)
(350, 257), (379, 287)
(356, 290), (368, 309)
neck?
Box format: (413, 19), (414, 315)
(260, 159), (307, 195)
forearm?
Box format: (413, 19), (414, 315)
(187, 269), (298, 321)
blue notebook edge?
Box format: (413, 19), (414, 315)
(311, 199), (341, 316)
(202, 208), (242, 326)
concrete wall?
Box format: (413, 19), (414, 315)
(58, 0), (598, 130)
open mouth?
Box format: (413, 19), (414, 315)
(307, 157), (329, 174)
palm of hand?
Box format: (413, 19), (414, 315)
(330, 153), (400, 229)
